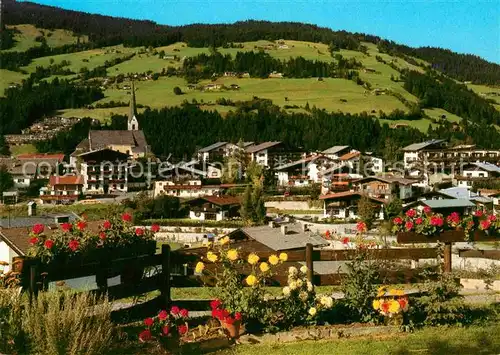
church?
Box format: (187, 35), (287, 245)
(70, 81), (150, 164)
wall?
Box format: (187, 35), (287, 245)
(265, 201), (319, 211)
(0, 241), (18, 273)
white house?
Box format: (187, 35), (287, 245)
(154, 180), (222, 199)
(319, 191), (385, 220)
(456, 162), (500, 189)
(246, 141), (284, 167)
(185, 196), (241, 221)
(275, 155), (335, 186)
(402, 139), (446, 169)
(322, 146), (351, 160)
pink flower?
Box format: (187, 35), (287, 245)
(405, 221), (414, 231)
(103, 220), (112, 230)
(158, 310), (168, 321)
(210, 299), (222, 310)
(393, 217), (403, 225)
(76, 221), (86, 231)
(423, 206), (432, 214)
(234, 312), (242, 321)
(162, 326), (170, 335)
(61, 223), (72, 232)
(151, 224), (160, 233)
(405, 209), (416, 218)
(135, 228), (144, 236)
(356, 221), (367, 233)
(488, 214), (497, 222)
(122, 213), (132, 222)
(178, 324), (188, 335)
(170, 306), (180, 315)
(225, 316), (235, 325)
(480, 220), (491, 230)
(144, 317), (154, 327)
(342, 237), (350, 245)
(474, 210), (483, 217)
(99, 232), (106, 240)
(447, 212), (460, 225)
(180, 308), (189, 318)
(44, 240), (54, 249)
(32, 224), (44, 235)
(415, 217), (423, 225)
(68, 239), (79, 252)
(430, 216), (444, 227)
(138, 329), (151, 342)
(29, 237), (39, 245)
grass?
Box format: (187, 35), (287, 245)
(0, 69), (27, 95)
(467, 84), (500, 106)
(423, 108), (463, 123)
(214, 324), (500, 355)
(0, 202), (121, 220)
(9, 144), (38, 156)
(379, 117), (435, 132)
(58, 107), (146, 123)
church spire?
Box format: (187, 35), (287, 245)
(128, 81), (139, 131)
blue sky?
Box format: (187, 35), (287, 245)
(27, 0), (499, 63)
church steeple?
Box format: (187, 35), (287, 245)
(128, 81), (139, 131)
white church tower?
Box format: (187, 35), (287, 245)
(128, 81), (139, 131)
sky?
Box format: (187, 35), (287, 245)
(26, 0), (500, 63)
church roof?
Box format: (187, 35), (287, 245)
(88, 130), (148, 152)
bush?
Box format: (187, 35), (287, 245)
(173, 86), (183, 95)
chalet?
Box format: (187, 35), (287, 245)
(402, 139), (447, 169)
(320, 191), (385, 220)
(203, 84), (222, 91)
(39, 175), (84, 205)
(409, 199), (476, 217)
(268, 72), (284, 79)
(240, 72), (251, 78)
(246, 141), (287, 168)
(223, 72), (238, 77)
(275, 155), (335, 186)
(197, 141), (255, 163)
(456, 162), (500, 189)
(185, 196), (241, 221)
(2, 154), (65, 188)
(322, 146), (351, 160)
(154, 180), (222, 199)
(353, 176), (416, 200)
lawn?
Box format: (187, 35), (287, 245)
(423, 108), (463, 123)
(0, 69), (27, 95)
(9, 144), (38, 156)
(467, 83), (500, 106)
(58, 107), (146, 123)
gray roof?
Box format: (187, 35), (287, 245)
(198, 142), (227, 153)
(421, 199), (475, 209)
(471, 196), (493, 204)
(275, 156), (332, 171)
(245, 141), (282, 153)
(402, 139), (446, 152)
(87, 130), (149, 153)
(0, 214), (76, 229)
(439, 187), (477, 199)
(322, 146), (350, 155)
(470, 162), (500, 173)
(239, 223), (329, 251)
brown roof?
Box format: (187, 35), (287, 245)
(187, 195), (241, 206)
(49, 175), (84, 186)
(354, 175), (415, 186)
(87, 130), (149, 153)
(320, 191), (386, 204)
(17, 153), (65, 161)
(246, 141), (282, 153)
(339, 151), (360, 161)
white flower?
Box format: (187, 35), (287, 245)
(288, 266), (298, 276)
(320, 296), (334, 309)
(307, 281), (313, 292)
(308, 307), (317, 316)
(300, 265), (308, 274)
(282, 286), (291, 297)
(299, 291), (308, 301)
(296, 279), (303, 288)
(289, 281), (298, 290)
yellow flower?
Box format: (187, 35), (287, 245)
(207, 251), (218, 263)
(246, 274), (257, 286)
(320, 296), (334, 308)
(308, 307), (317, 316)
(195, 262), (205, 273)
(219, 236), (230, 245)
(388, 299), (401, 313)
(259, 262), (270, 272)
(388, 288), (405, 296)
(247, 253), (260, 265)
(279, 252), (288, 262)
(227, 249), (239, 261)
(268, 254), (280, 266)
(300, 265), (308, 274)
(372, 299), (380, 310)
(377, 286), (387, 297)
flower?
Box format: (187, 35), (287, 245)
(219, 236), (230, 245)
(405, 221), (414, 231)
(341, 237), (350, 245)
(308, 307), (317, 316)
(388, 300), (401, 313)
(162, 326), (170, 335)
(320, 296), (334, 308)
(356, 221), (367, 233)
(158, 310), (168, 320)
(300, 265), (308, 274)
(210, 299), (222, 310)
(405, 209), (416, 218)
(170, 306), (180, 315)
(180, 309), (189, 318)
(68, 239), (79, 252)
(480, 220), (491, 230)
(447, 212), (461, 225)
(372, 299), (380, 310)
(415, 217), (423, 225)
(259, 262), (270, 272)
(206, 251), (218, 262)
(247, 253), (260, 265)
(144, 317), (154, 327)
(225, 316), (235, 325)
(246, 274), (257, 286)
(135, 228), (145, 236)
(103, 220), (112, 230)
(288, 266), (298, 276)
(388, 288), (405, 296)
(430, 216), (444, 227)
(296, 279), (303, 288)
(488, 214), (497, 222)
(195, 262), (205, 273)
(380, 300), (390, 314)
(138, 329), (151, 342)
(178, 324), (188, 335)
(423, 206), (432, 214)
(393, 217), (403, 225)
(122, 213), (132, 222)
(283, 286), (291, 296)
(289, 281), (298, 290)
(61, 223), (72, 232)
(474, 210), (483, 217)
(307, 281), (313, 292)
(299, 291), (308, 301)
(234, 312), (242, 321)
(151, 224), (160, 233)
(29, 237), (39, 245)
(44, 240), (54, 249)
(398, 297), (409, 311)
(76, 220), (87, 231)
(227, 249), (239, 261)
(268, 254), (280, 265)
(32, 224), (44, 235)
(279, 252), (288, 262)
(99, 231), (106, 240)
(377, 286), (387, 297)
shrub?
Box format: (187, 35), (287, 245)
(173, 86), (183, 95)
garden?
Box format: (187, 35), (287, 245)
(0, 210), (499, 354)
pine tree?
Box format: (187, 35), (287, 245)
(240, 184), (254, 225)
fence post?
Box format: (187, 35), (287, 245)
(443, 242), (452, 273)
(306, 243), (314, 285)
(29, 263), (39, 303)
(161, 244), (171, 309)
(96, 260), (108, 295)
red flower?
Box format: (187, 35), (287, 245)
(135, 228), (144, 236)
(234, 312), (242, 321)
(162, 326), (170, 336)
(430, 216), (444, 227)
(99, 232), (106, 240)
(423, 206), (432, 214)
(415, 217), (423, 225)
(405, 221), (414, 231)
(158, 310), (168, 321)
(180, 308), (189, 318)
(467, 221), (475, 229)
(342, 237), (350, 245)
(151, 224), (160, 233)
(480, 220), (491, 230)
(393, 217), (403, 225)
(381, 301), (390, 313)
(398, 297), (408, 310)
(76, 221), (86, 231)
(210, 299), (222, 310)
(32, 224), (44, 235)
(122, 213), (132, 222)
(68, 239), (79, 252)
(178, 324), (188, 335)
(170, 306), (180, 315)
(474, 210), (483, 217)
(103, 220), (112, 230)
(225, 316), (235, 325)
(29, 237), (39, 245)
(405, 209), (416, 218)
(211, 309), (220, 318)
(325, 230), (331, 237)
(61, 223), (72, 232)
(488, 214), (497, 222)
(447, 212), (460, 225)
(44, 240), (54, 249)
(356, 221), (367, 233)
(138, 329), (151, 342)
(143, 317), (154, 327)
(220, 309), (230, 320)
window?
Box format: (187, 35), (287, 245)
(478, 173), (485, 178)
(17, 179), (24, 183)
(120, 184), (124, 189)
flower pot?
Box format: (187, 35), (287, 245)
(223, 320), (241, 339)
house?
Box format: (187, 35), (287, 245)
(240, 72), (251, 78)
(203, 84), (222, 91)
(322, 146), (352, 160)
(353, 176), (416, 200)
(439, 187), (493, 211)
(246, 141), (287, 168)
(197, 142), (228, 163)
(409, 199), (476, 217)
(39, 175), (84, 205)
(229, 84), (240, 90)
(320, 191), (385, 220)
(402, 139), (447, 169)
(223, 72), (238, 77)
(338, 151), (361, 171)
(456, 162), (500, 189)
(275, 155), (335, 186)
(153, 180), (222, 199)
(185, 196), (241, 221)
(268, 72), (284, 79)
(2, 154), (65, 188)
(363, 153), (384, 174)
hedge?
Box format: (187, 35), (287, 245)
(141, 218), (244, 228)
